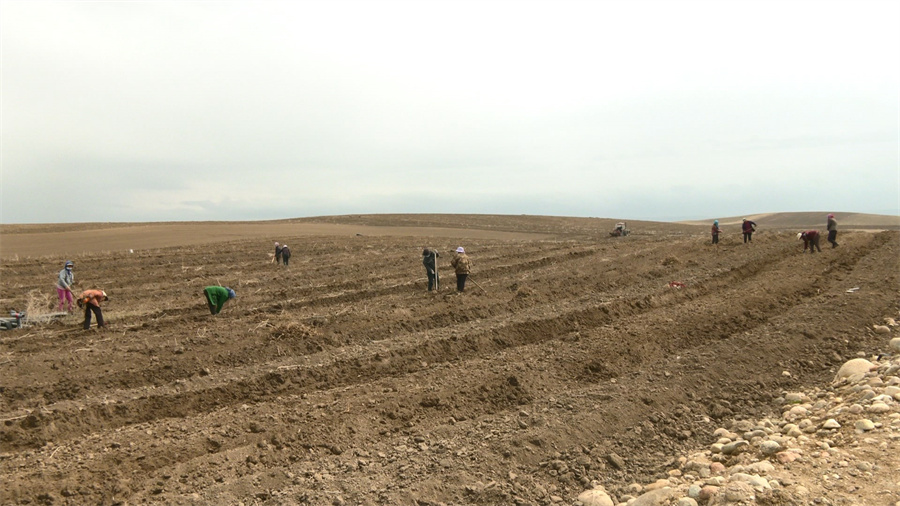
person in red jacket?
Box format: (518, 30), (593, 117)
(798, 231), (822, 253)
(77, 289), (109, 330)
(741, 219), (757, 243)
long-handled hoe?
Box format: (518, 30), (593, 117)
(468, 275), (487, 294)
(433, 249), (439, 291)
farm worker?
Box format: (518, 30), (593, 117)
(273, 242), (283, 263)
(281, 244), (291, 266)
(826, 214), (838, 248)
(77, 289), (108, 330)
(422, 248), (439, 291)
(741, 219), (757, 243)
(450, 247), (471, 293)
(798, 231), (822, 253)
(203, 286), (236, 315)
(56, 260), (76, 312)
(711, 220), (721, 244)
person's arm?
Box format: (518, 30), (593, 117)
(58, 271), (71, 291)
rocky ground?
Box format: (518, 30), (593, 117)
(576, 331), (900, 506)
(0, 215), (898, 505)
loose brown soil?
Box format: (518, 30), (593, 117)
(1, 215), (898, 505)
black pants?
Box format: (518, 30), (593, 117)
(806, 236), (822, 253)
(743, 232), (752, 243)
(456, 273), (467, 292)
(283, 255), (290, 266)
(83, 305), (104, 329)
(828, 230), (838, 247)
(712, 234), (719, 244)
(426, 269), (438, 291)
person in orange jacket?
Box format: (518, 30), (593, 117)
(77, 289), (109, 330)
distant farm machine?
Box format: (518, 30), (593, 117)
(0, 311), (68, 330)
(610, 222), (629, 237)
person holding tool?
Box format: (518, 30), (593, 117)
(56, 260), (76, 313)
(450, 247), (471, 293)
(77, 289), (108, 330)
(423, 248), (439, 291)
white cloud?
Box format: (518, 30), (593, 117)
(2, 0), (898, 223)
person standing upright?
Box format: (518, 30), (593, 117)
(77, 289), (108, 329)
(423, 248), (439, 291)
(742, 218), (757, 243)
(56, 260), (76, 313)
(450, 246), (471, 293)
(281, 244), (291, 266)
(711, 220), (722, 244)
(826, 214), (838, 248)
(273, 242), (283, 263)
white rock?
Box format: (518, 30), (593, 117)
(721, 481), (756, 502)
(868, 402), (891, 414)
(873, 325), (891, 334)
(855, 419), (876, 431)
(730, 472), (771, 491)
(629, 487), (677, 506)
(576, 486), (614, 506)
(781, 423), (801, 437)
(784, 392), (804, 402)
(834, 359), (876, 382)
(759, 440), (782, 456)
(687, 484), (702, 499)
(722, 440), (750, 455)
(744, 461), (776, 475)
(822, 419), (841, 429)
(787, 405), (808, 419)
(890, 338), (900, 354)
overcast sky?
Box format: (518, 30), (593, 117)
(1, 0), (898, 224)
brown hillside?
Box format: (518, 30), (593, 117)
(1, 215), (898, 505)
(680, 212), (900, 230)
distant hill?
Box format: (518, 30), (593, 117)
(678, 212), (900, 230)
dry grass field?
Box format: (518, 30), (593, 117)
(1, 213), (898, 505)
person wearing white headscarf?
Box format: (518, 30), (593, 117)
(450, 247), (471, 292)
(273, 242), (283, 263)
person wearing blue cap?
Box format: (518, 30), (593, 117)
(711, 220), (722, 244)
(203, 285), (236, 315)
(56, 260), (76, 312)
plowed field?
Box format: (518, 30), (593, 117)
(1, 215), (898, 505)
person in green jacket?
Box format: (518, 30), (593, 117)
(203, 286), (236, 315)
